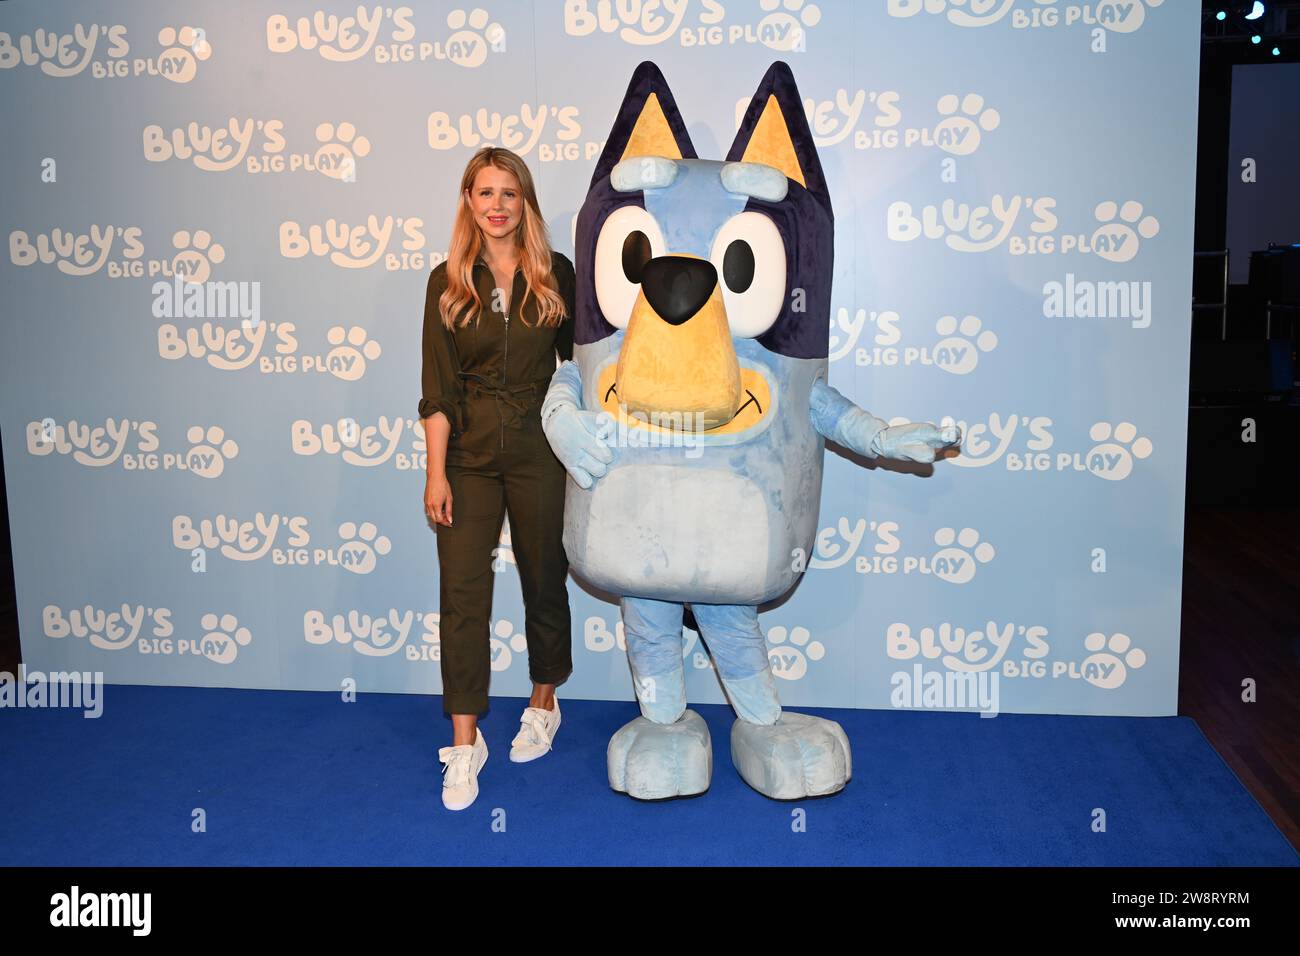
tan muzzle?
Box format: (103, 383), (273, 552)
(613, 254), (741, 430)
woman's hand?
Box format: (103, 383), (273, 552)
(425, 472), (453, 526)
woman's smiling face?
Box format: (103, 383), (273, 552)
(467, 164), (523, 242)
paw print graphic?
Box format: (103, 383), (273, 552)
(1085, 421), (1153, 482)
(157, 26), (211, 84)
(1081, 632), (1146, 689)
(446, 8), (505, 68)
(492, 519), (516, 573)
(337, 521), (391, 575)
(932, 527), (995, 584)
(325, 326), (381, 381)
(199, 612), (251, 664)
(314, 122), (370, 182)
(767, 625), (825, 681)
(934, 314), (997, 375)
(934, 93), (1000, 156)
(172, 230), (224, 285)
(1091, 200), (1160, 263)
(1097, 0), (1164, 34)
(489, 619), (528, 672)
(185, 425), (238, 478)
(758, 0), (821, 52)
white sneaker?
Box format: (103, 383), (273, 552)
(509, 700), (562, 763)
(439, 728), (487, 811)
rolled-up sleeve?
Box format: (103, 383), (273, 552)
(418, 268), (467, 438)
(555, 254), (575, 362)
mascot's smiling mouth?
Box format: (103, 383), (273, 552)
(595, 360), (774, 436)
(591, 252), (779, 437)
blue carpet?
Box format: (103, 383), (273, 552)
(1, 686), (1295, 866)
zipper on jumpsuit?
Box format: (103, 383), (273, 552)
(500, 308), (508, 450)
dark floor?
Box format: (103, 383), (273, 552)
(1, 410), (1298, 857)
(1178, 507), (1300, 851)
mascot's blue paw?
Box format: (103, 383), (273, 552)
(608, 709), (712, 800)
(731, 712), (852, 799)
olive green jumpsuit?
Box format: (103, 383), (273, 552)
(419, 251), (575, 716)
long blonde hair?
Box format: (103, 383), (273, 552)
(439, 147), (567, 330)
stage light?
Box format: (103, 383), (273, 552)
(1272, 46), (1280, 55)
(1251, 34), (1261, 42)
(1216, 10), (1227, 20)
(1244, 2), (1265, 21)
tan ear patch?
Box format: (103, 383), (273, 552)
(739, 94), (805, 188)
(622, 92), (685, 163)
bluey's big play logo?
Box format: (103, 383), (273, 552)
(158, 315), (382, 381)
(425, 101), (599, 162)
(778, 89), (1001, 155)
(173, 514), (391, 572)
(887, 0), (1165, 34)
(279, 215), (432, 271)
(305, 609), (440, 659)
(889, 619), (1047, 672)
(28, 418), (240, 477)
(43, 604), (254, 664)
(948, 414), (1154, 479)
(805, 519), (997, 583)
(293, 415), (546, 472)
(888, 620), (1149, 689)
(302, 610), (524, 671)
(293, 416), (444, 471)
(144, 119), (371, 179)
(565, 0), (822, 49)
(267, 5), (506, 67)
(9, 225), (231, 282)
(888, 195), (1160, 260)
(830, 308), (999, 373)
(824, 289), (1148, 366)
(0, 24), (211, 81)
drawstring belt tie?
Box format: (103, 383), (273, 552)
(462, 374), (552, 429)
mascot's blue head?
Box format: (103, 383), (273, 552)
(565, 61), (835, 606)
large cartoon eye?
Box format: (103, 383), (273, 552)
(709, 211), (785, 338)
(594, 205), (666, 331)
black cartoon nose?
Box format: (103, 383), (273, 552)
(640, 256), (717, 326)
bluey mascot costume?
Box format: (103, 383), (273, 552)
(541, 61), (961, 800)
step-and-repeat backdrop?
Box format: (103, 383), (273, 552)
(0, 0), (1197, 716)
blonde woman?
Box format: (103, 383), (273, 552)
(420, 146), (595, 811)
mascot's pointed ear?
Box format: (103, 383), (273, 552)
(590, 61), (696, 190)
(726, 61), (831, 216)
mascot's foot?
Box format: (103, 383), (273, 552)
(730, 712), (852, 799)
(608, 709), (712, 800)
